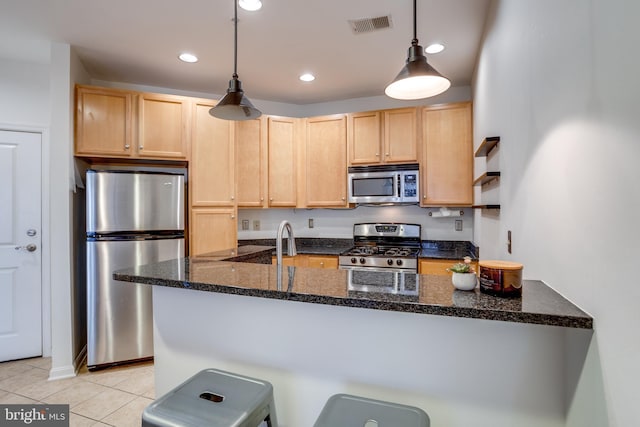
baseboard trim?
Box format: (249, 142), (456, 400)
(48, 365), (76, 381)
(48, 345), (87, 381)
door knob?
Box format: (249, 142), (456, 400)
(26, 229), (37, 237)
(15, 244), (37, 252)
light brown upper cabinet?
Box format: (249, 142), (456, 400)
(421, 102), (473, 206)
(75, 85), (189, 160)
(348, 110), (382, 165)
(305, 114), (348, 208)
(75, 85), (133, 157)
(348, 107), (418, 165)
(137, 92), (189, 159)
(267, 116), (300, 207)
(236, 117), (268, 208)
(190, 99), (235, 207)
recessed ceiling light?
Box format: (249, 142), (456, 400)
(178, 53), (198, 63)
(239, 0), (262, 11)
(425, 43), (445, 54)
(299, 73), (315, 82)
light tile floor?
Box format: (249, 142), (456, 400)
(0, 357), (154, 427)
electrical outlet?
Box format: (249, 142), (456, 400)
(253, 220), (260, 231)
(308, 218), (314, 228)
(455, 219), (463, 231)
(241, 219), (249, 230)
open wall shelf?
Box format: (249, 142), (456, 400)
(473, 171), (501, 186)
(472, 204), (501, 209)
(473, 136), (501, 210)
(475, 136), (500, 157)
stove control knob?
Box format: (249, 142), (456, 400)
(387, 258), (393, 266)
(359, 258), (366, 264)
(351, 257), (357, 264)
(396, 259), (403, 266)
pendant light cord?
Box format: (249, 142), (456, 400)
(412, 0), (418, 46)
(233, 0), (238, 78)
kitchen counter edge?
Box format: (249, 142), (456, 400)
(115, 246), (593, 330)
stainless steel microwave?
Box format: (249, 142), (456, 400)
(347, 163), (419, 204)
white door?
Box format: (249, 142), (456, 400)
(0, 130), (42, 362)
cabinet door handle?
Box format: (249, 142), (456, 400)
(375, 153), (380, 157)
(231, 214), (235, 219)
(139, 145), (144, 150)
(231, 196), (235, 200)
(124, 144), (130, 149)
(270, 198), (273, 202)
(260, 197), (264, 202)
(385, 152), (389, 156)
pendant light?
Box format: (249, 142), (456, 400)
(385, 0), (450, 100)
(210, 0), (262, 120)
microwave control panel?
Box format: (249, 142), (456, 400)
(402, 173), (418, 198)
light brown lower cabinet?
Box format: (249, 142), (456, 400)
(305, 255), (339, 269)
(271, 255), (338, 269)
(190, 208), (237, 256)
(419, 259), (478, 276)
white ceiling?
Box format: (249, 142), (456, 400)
(0, 0), (491, 105)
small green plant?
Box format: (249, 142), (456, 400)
(448, 256), (475, 273)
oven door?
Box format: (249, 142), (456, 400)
(339, 265), (419, 296)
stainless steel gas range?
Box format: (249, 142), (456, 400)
(339, 223), (421, 296)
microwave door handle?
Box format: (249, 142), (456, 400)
(397, 173), (402, 198)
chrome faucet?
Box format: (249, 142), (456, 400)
(276, 220), (297, 265)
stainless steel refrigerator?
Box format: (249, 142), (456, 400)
(86, 169), (185, 369)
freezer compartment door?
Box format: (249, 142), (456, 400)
(87, 237), (184, 368)
(86, 170), (185, 233)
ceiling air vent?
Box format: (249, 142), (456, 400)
(348, 15), (392, 34)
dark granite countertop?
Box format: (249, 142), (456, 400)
(238, 238), (479, 260)
(239, 238), (353, 256)
(420, 240), (479, 260)
(114, 246), (593, 329)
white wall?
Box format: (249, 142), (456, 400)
(238, 206), (474, 242)
(0, 57), (53, 359)
(48, 43), (77, 380)
(0, 58), (49, 126)
(153, 285), (572, 427)
(473, 0), (640, 425)
(0, 44), (89, 380)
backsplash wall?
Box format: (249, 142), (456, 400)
(237, 206), (474, 242)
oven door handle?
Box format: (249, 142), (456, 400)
(339, 265), (415, 273)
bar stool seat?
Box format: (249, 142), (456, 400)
(142, 368), (277, 427)
(314, 393), (429, 427)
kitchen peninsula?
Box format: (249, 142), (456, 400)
(115, 248), (592, 427)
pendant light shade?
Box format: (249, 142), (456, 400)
(210, 0), (261, 121)
(385, 0), (450, 100)
(211, 74), (262, 120)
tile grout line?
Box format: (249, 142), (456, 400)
(1, 357), (155, 426)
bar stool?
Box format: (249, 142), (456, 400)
(142, 368), (278, 427)
(313, 393), (429, 427)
